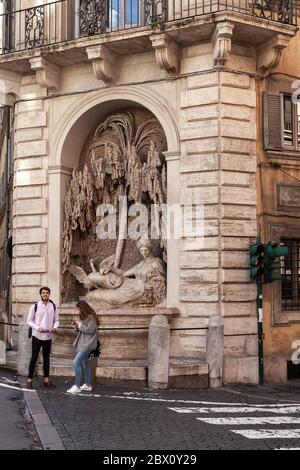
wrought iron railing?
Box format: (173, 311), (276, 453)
(0, 0), (296, 54)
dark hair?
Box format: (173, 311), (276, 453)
(39, 286), (51, 295)
(76, 300), (100, 326)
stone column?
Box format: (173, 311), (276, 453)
(148, 315), (170, 389)
(17, 315), (32, 376)
(206, 314), (223, 388)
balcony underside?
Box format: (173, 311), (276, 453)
(0, 12), (297, 73)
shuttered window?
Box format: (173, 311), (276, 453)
(281, 239), (300, 311)
(264, 92), (300, 151)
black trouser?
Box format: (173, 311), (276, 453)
(28, 336), (52, 379)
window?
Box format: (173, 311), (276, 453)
(264, 92), (300, 151)
(281, 239), (300, 311)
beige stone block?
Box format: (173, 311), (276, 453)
(17, 111), (47, 129)
(221, 204), (256, 220)
(181, 302), (220, 317)
(14, 186), (42, 200)
(224, 357), (259, 384)
(180, 121), (218, 140)
(15, 169), (47, 186)
(170, 333), (207, 356)
(224, 336), (258, 357)
(187, 72), (218, 89)
(221, 120), (256, 140)
(221, 237), (254, 251)
(182, 104), (219, 122)
(16, 157), (42, 171)
(220, 87), (256, 107)
(15, 287), (41, 303)
(223, 317), (257, 336)
(15, 244), (41, 257)
(171, 317), (209, 329)
(180, 283), (218, 302)
(20, 74), (37, 86)
(204, 220), (219, 237)
(181, 87), (219, 108)
(221, 220), (257, 237)
(14, 215), (42, 228)
(17, 128), (43, 142)
(180, 237), (219, 251)
(186, 138), (218, 154)
(12, 303), (32, 317)
(221, 302), (256, 317)
(182, 171), (218, 187)
(181, 186), (218, 204)
(13, 274), (41, 287)
(221, 187), (256, 205)
(20, 84), (47, 100)
(181, 54), (213, 75)
(17, 100), (43, 113)
(221, 269), (250, 283)
(180, 269), (218, 283)
(221, 171), (255, 187)
(220, 104), (252, 121)
(221, 251), (249, 268)
(222, 283), (257, 302)
(17, 140), (47, 158)
(180, 251), (219, 269)
(220, 153), (256, 173)
(180, 154), (219, 173)
(221, 138), (256, 155)
(15, 257), (46, 273)
(15, 228), (46, 244)
(15, 199), (47, 216)
(220, 72), (250, 89)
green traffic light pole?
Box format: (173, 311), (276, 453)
(256, 275), (264, 385)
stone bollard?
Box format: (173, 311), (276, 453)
(0, 339), (5, 364)
(206, 314), (224, 388)
(148, 314), (170, 389)
(17, 315), (32, 377)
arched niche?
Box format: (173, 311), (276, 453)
(48, 86), (180, 308)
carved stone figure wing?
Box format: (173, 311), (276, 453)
(68, 265), (93, 290)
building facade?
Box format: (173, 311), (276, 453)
(0, 0), (299, 385)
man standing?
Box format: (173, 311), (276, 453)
(26, 287), (59, 389)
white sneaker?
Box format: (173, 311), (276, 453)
(80, 384), (92, 391)
(67, 385), (81, 395)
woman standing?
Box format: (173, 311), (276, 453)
(67, 301), (99, 395)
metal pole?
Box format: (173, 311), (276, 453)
(256, 277), (264, 385)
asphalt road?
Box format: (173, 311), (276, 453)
(0, 369), (41, 450)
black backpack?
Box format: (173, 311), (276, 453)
(28, 300), (56, 339)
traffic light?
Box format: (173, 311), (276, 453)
(250, 242), (265, 280)
(264, 241), (288, 283)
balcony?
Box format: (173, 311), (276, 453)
(0, 0), (297, 72)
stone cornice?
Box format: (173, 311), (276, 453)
(86, 45), (117, 83)
(150, 34), (180, 74)
(212, 21), (235, 67)
(29, 57), (60, 92)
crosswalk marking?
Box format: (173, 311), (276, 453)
(169, 406), (300, 414)
(232, 429), (300, 439)
(169, 402), (300, 443)
(196, 417), (300, 425)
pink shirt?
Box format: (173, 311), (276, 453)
(27, 300), (60, 341)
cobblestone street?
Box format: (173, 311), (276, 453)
(30, 376), (300, 450)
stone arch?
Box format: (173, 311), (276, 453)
(48, 85), (180, 307)
(51, 85), (180, 169)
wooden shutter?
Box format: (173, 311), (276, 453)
(263, 92), (283, 150)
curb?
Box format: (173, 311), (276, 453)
(19, 377), (65, 450)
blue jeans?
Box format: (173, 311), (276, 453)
(74, 351), (91, 387)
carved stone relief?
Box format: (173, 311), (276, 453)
(62, 108), (167, 310)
